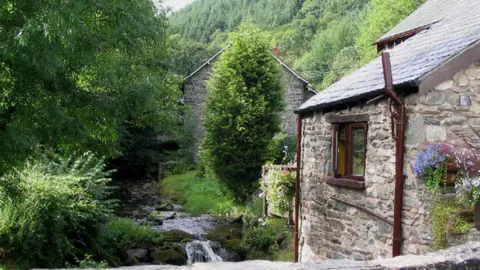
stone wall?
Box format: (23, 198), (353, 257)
(183, 60), (311, 157)
(183, 64), (211, 156)
(298, 61), (480, 262)
(280, 69), (314, 135)
(299, 100), (427, 261)
(79, 241), (480, 269)
(405, 61), (480, 150)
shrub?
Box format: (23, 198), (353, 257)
(242, 217), (292, 260)
(76, 255), (109, 269)
(0, 152), (116, 269)
(201, 24), (284, 203)
(102, 218), (164, 249)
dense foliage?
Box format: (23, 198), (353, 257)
(201, 25), (283, 203)
(242, 217), (293, 261)
(0, 152), (116, 268)
(170, 0), (425, 89)
(0, 0), (182, 176)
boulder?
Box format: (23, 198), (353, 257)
(147, 211), (167, 221)
(207, 223), (243, 245)
(147, 211), (176, 223)
(126, 248), (149, 264)
(163, 230), (194, 243)
(151, 244), (187, 266)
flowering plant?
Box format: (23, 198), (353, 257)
(413, 142), (479, 192)
(456, 175), (480, 204)
(413, 144), (449, 190)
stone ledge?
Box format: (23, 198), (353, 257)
(55, 242), (480, 270)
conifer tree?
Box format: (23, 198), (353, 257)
(202, 25), (283, 203)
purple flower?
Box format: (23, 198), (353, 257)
(464, 180), (472, 191)
(413, 144), (446, 176)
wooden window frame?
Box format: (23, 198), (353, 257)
(328, 121), (367, 190)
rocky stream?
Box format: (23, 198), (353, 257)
(117, 180), (243, 266)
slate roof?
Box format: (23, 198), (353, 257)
(297, 0), (480, 113)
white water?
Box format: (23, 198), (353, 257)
(185, 240), (223, 265)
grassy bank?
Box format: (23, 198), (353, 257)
(160, 171), (239, 216)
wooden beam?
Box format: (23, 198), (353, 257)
(325, 114), (369, 123)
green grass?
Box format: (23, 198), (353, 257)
(161, 171), (238, 216)
(103, 218), (164, 249)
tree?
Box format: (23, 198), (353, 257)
(167, 34), (219, 77)
(355, 0), (424, 64)
(0, 0), (182, 175)
(202, 25), (283, 203)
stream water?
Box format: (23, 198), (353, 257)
(185, 240), (223, 264)
(118, 181), (231, 265)
(149, 209), (225, 264)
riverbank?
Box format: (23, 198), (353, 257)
(115, 170), (294, 266)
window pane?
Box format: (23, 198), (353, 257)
(336, 125), (346, 176)
(352, 127), (365, 176)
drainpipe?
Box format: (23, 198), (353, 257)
(294, 115), (302, 262)
(381, 52), (406, 257)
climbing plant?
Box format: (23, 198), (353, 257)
(431, 199), (473, 250)
(265, 170), (295, 218)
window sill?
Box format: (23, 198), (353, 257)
(325, 177), (365, 190)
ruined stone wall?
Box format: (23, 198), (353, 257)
(183, 61), (310, 157)
(280, 69), (311, 135)
(298, 61), (480, 262)
(183, 64), (212, 156)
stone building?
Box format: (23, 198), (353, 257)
(183, 46), (316, 156)
(294, 0), (480, 262)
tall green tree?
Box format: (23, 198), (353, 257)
(202, 25), (283, 203)
(355, 0), (424, 63)
(0, 0), (181, 175)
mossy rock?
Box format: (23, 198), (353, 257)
(146, 211), (167, 221)
(224, 238), (246, 256)
(151, 244), (187, 266)
(155, 202), (174, 211)
(206, 223), (243, 245)
(163, 230), (194, 243)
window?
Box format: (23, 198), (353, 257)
(332, 123), (367, 180)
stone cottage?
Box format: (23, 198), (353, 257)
(183, 46), (316, 156)
(294, 0), (480, 262)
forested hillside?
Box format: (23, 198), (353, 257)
(170, 0), (425, 90)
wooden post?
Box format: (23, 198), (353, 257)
(475, 198), (480, 231)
